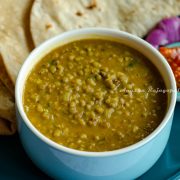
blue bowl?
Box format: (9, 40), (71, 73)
(15, 29), (177, 179)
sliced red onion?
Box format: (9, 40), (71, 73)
(146, 17), (180, 48)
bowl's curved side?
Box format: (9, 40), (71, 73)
(16, 108), (174, 179)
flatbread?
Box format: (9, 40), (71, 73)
(0, 0), (34, 83)
(0, 54), (14, 95)
(0, 118), (16, 135)
(0, 80), (16, 135)
(30, 0), (180, 46)
(125, 0), (180, 37)
(0, 0), (34, 134)
(30, 0), (133, 46)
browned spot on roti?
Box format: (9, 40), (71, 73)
(45, 23), (53, 30)
(76, 11), (83, 16)
(86, 0), (97, 10)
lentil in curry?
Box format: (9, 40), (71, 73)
(23, 39), (167, 152)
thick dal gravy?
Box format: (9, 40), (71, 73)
(23, 39), (167, 152)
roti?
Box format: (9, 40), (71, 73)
(0, 54), (14, 95)
(125, 0), (180, 37)
(0, 0), (34, 134)
(30, 0), (180, 46)
(0, 118), (16, 135)
(0, 0), (34, 83)
(0, 80), (16, 135)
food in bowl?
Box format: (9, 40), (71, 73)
(23, 39), (167, 152)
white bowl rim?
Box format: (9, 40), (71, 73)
(15, 28), (177, 157)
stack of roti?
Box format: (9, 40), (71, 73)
(0, 0), (179, 135)
(0, 0), (34, 134)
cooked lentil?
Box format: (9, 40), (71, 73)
(23, 39), (167, 152)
